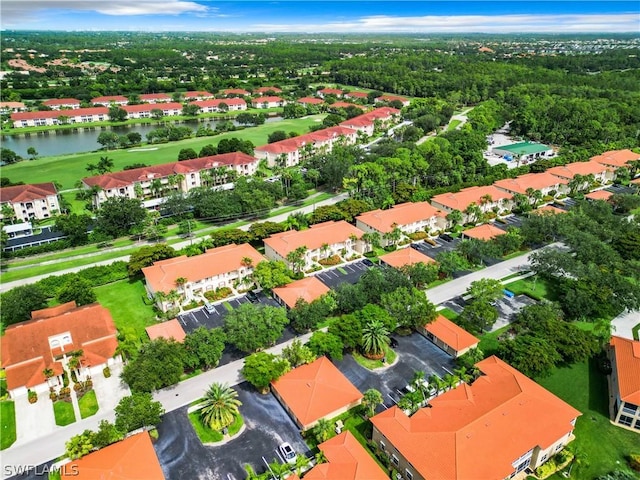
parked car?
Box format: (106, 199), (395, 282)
(246, 290), (259, 303)
(362, 258), (374, 267)
(279, 442), (296, 464)
(204, 302), (215, 314)
(440, 234), (454, 242)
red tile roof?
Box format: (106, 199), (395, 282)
(255, 86), (282, 94)
(62, 432), (165, 480)
(251, 96), (283, 105)
(298, 97), (324, 105)
(83, 152), (257, 189)
(371, 356), (581, 480)
(223, 88), (250, 96)
(272, 276), (331, 309)
(142, 243), (264, 294)
(1, 303), (118, 390)
(0, 182), (57, 203)
(92, 95), (128, 103)
(609, 336), (640, 405)
(356, 201), (442, 233)
(191, 98), (246, 108)
(431, 186), (513, 211)
(43, 98), (80, 106)
(140, 93), (171, 102)
(12, 107), (108, 121)
(183, 91), (214, 99)
(494, 172), (568, 195)
(264, 221), (364, 257)
(330, 101), (365, 110)
(318, 88), (343, 95)
(532, 205), (567, 215)
(547, 161), (610, 179)
(591, 149), (640, 168)
(31, 301), (77, 319)
(146, 319), (187, 343)
(122, 102), (182, 113)
(584, 190), (613, 201)
(462, 223), (507, 241)
(376, 95), (408, 103)
(379, 247), (436, 268)
(271, 357), (363, 429)
(424, 315), (479, 352)
(305, 431), (388, 480)
(255, 126), (357, 155)
(344, 91), (369, 99)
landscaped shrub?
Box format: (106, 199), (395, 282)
(28, 390), (37, 404)
(203, 287), (233, 302)
(630, 453), (640, 472)
(3, 239), (72, 259)
(103, 367), (111, 378)
(407, 231), (428, 241)
(319, 255), (342, 266)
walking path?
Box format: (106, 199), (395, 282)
(416, 107), (473, 145)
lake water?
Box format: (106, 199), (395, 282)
(2, 116), (283, 158)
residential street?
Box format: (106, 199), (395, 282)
(1, 242), (561, 478)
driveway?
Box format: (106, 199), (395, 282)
(154, 382), (310, 480)
(91, 362), (130, 412)
(13, 391), (57, 446)
(495, 215), (523, 230)
(313, 260), (371, 289)
(333, 333), (455, 411)
(411, 237), (461, 259)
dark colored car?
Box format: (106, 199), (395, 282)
(389, 337), (399, 348)
(362, 258), (374, 267)
(440, 234), (454, 242)
(246, 291), (259, 303)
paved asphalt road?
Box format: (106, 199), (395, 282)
(1, 242), (561, 479)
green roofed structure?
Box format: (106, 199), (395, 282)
(492, 142), (553, 163)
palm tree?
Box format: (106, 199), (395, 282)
(429, 374), (447, 395)
(294, 454), (310, 476)
(199, 383), (242, 431)
(362, 232), (382, 251)
(268, 461), (290, 480)
(454, 367), (472, 384)
(361, 319), (390, 358)
(443, 373), (460, 391)
(362, 388), (383, 417)
(320, 243), (330, 259)
(446, 210), (463, 229)
(314, 418), (333, 443)
(43, 368), (54, 379)
(241, 256), (254, 268)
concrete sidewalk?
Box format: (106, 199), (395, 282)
(611, 310), (640, 340)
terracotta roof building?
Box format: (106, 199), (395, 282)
(146, 319), (187, 343)
(42, 98), (80, 110)
(140, 93), (171, 103)
(264, 221), (365, 271)
(607, 336), (640, 432)
(190, 97), (247, 112)
(92, 95), (128, 106)
(430, 186), (514, 223)
(371, 356), (581, 480)
(375, 95), (410, 106)
(255, 86), (282, 95)
(0, 101), (26, 113)
(462, 223), (507, 241)
(494, 172), (569, 199)
(532, 205), (567, 215)
(271, 357), (363, 430)
(0, 182), (60, 222)
(591, 149), (640, 170)
(305, 431), (388, 480)
(222, 88), (250, 97)
(340, 107), (400, 137)
(251, 96), (285, 109)
(82, 152), (259, 208)
(330, 101), (364, 110)
(11, 107), (109, 128)
(317, 88), (343, 98)
(420, 314), (479, 357)
(61, 432), (165, 480)
(0, 302), (119, 398)
(344, 91), (369, 100)
(547, 160), (614, 184)
(356, 201), (447, 244)
(183, 91), (214, 100)
(584, 189), (613, 201)
(143, 243), (264, 312)
(272, 276), (330, 309)
(379, 247), (436, 269)
(297, 97), (324, 105)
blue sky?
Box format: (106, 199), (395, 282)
(2, 1), (639, 33)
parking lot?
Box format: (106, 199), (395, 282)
(495, 214), (523, 230)
(606, 184), (637, 195)
(333, 332), (456, 412)
(313, 259), (372, 289)
(411, 236), (461, 259)
(154, 382), (310, 480)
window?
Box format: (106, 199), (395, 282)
(541, 454), (548, 462)
(555, 444), (564, 451)
(379, 441), (385, 451)
(622, 403), (638, 415)
(634, 420), (640, 430)
(618, 415), (633, 427)
(405, 470), (413, 480)
(391, 454), (399, 466)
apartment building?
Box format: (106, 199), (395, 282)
(42, 98), (81, 110)
(547, 160), (614, 185)
(607, 336), (640, 432)
(494, 172), (569, 200)
(191, 97), (247, 113)
(251, 96), (285, 109)
(430, 186), (514, 224)
(591, 149), (640, 171)
(91, 95), (128, 106)
(11, 107), (109, 128)
(0, 182), (60, 222)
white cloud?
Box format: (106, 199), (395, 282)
(1, 0), (209, 25)
(252, 13), (640, 33)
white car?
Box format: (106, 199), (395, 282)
(279, 442), (296, 464)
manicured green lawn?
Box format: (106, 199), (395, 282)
(477, 325), (510, 357)
(352, 345), (397, 370)
(188, 410), (246, 444)
(447, 119), (461, 131)
(94, 279), (159, 341)
(538, 359), (639, 479)
(506, 275), (558, 301)
(438, 308), (459, 321)
(53, 400), (76, 426)
(0, 401), (16, 450)
(78, 390), (99, 419)
(59, 190), (90, 216)
(2, 115), (326, 189)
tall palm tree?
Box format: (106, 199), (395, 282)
(362, 388), (383, 417)
(361, 319), (390, 358)
(199, 383), (242, 431)
(268, 461), (290, 480)
(429, 374), (447, 395)
(294, 454), (310, 476)
(314, 418), (333, 443)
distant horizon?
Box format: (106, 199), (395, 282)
(1, 1), (639, 33)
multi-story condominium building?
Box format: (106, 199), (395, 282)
(91, 95), (128, 106)
(191, 98), (247, 113)
(297, 97), (324, 106)
(183, 91), (215, 101)
(340, 107), (400, 136)
(0, 101), (26, 113)
(494, 172), (569, 200)
(356, 201), (448, 244)
(371, 356), (581, 480)
(42, 98), (81, 110)
(547, 160), (615, 185)
(607, 336), (640, 433)
(264, 220), (366, 271)
(0, 182), (60, 222)
(251, 96), (285, 109)
(591, 149), (640, 171)
(0, 301), (120, 398)
(344, 91), (369, 101)
(375, 94), (410, 107)
(272, 276), (330, 309)
(254, 86), (282, 95)
(222, 88), (250, 97)
(142, 243), (264, 312)
(254, 126), (358, 168)
(420, 314), (479, 357)
(430, 185), (514, 224)
(82, 152), (259, 208)
(139, 93), (172, 103)
(122, 102), (183, 119)
(11, 107), (109, 128)
(317, 88), (343, 98)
